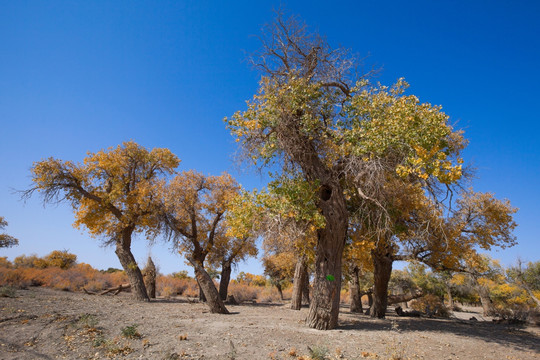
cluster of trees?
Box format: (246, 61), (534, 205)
(24, 142), (258, 313)
(12, 14), (528, 330)
(386, 259), (540, 321)
(223, 14), (520, 329)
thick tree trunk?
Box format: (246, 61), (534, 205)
(291, 257), (308, 310)
(143, 256), (156, 299)
(349, 266), (363, 313)
(305, 182), (348, 330)
(188, 257), (229, 314)
(219, 261), (232, 301)
(371, 251), (393, 318)
(198, 281), (207, 302)
(115, 240), (149, 302)
(301, 267), (310, 305)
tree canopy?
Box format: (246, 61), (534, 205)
(25, 141), (180, 301)
(0, 216), (19, 248)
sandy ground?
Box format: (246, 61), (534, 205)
(1, 287), (539, 360)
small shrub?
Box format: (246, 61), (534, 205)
(0, 285), (16, 298)
(92, 334), (107, 347)
(229, 283), (259, 303)
(307, 344), (330, 360)
(121, 324), (141, 339)
(77, 314), (99, 329)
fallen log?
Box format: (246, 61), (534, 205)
(83, 283), (131, 296)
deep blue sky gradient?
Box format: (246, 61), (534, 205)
(1, 1), (539, 275)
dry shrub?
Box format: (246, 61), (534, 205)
(410, 294), (450, 317)
(0, 268), (31, 288)
(0, 262), (128, 292)
(229, 283), (259, 303)
(156, 275), (197, 297)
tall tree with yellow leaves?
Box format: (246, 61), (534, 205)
(227, 13), (466, 329)
(24, 141), (179, 301)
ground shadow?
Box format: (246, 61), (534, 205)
(338, 310), (540, 354)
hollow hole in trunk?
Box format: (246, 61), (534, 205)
(320, 185), (332, 201)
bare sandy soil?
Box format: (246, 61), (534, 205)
(1, 287), (539, 360)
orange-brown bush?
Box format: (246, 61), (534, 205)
(0, 261), (127, 292)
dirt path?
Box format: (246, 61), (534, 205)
(1, 288), (539, 359)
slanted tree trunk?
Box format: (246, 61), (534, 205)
(276, 282), (284, 301)
(291, 257), (308, 310)
(349, 266), (363, 313)
(115, 229), (148, 301)
(188, 257), (229, 314)
(306, 181), (348, 330)
(301, 268), (310, 305)
(219, 261), (232, 301)
(198, 281), (207, 302)
(371, 250), (393, 318)
(143, 256), (156, 299)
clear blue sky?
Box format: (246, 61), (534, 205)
(1, 1), (539, 276)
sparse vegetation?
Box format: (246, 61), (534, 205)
(0, 285), (16, 298)
(121, 324), (141, 339)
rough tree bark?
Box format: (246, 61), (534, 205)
(305, 181), (348, 329)
(349, 266), (363, 313)
(115, 229), (148, 302)
(301, 268), (310, 305)
(291, 257), (308, 310)
(219, 261), (233, 301)
(188, 257), (229, 314)
(371, 250), (393, 318)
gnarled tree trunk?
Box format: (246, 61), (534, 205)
(115, 230), (149, 301)
(188, 257), (229, 314)
(349, 266), (363, 313)
(306, 181), (348, 330)
(371, 250), (393, 318)
(219, 261), (232, 301)
(291, 257), (308, 310)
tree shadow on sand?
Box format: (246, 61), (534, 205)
(338, 312), (540, 354)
